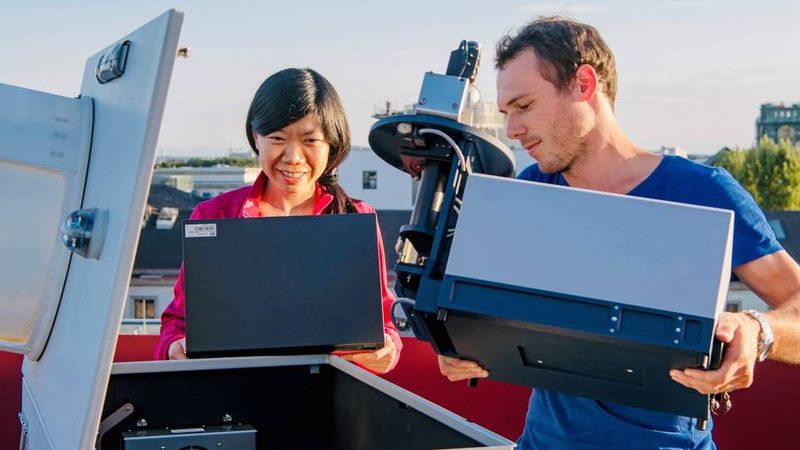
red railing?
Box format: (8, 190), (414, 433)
(1, 336), (798, 449)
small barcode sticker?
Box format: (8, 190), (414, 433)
(185, 223), (217, 238)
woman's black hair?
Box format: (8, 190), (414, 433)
(246, 68), (355, 214)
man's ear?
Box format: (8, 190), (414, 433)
(574, 64), (598, 102)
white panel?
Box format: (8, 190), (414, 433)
(0, 84), (92, 356)
(21, 10), (183, 450)
(447, 174), (733, 319)
(0, 164), (64, 342)
(21, 379), (56, 450)
(0, 83), (90, 172)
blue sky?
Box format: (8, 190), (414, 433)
(1, 0), (798, 156)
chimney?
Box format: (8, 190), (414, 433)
(156, 207), (179, 230)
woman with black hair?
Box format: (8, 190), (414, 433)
(154, 68), (402, 373)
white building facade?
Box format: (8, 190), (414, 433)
(338, 147), (416, 210)
(153, 166), (261, 199)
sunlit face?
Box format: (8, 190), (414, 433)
(497, 48), (591, 174)
(253, 113), (330, 199)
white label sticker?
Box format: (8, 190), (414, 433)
(170, 427), (205, 434)
(185, 223), (217, 238)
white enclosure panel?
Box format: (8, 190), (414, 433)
(0, 164), (65, 342)
(21, 377), (56, 450)
(0, 84), (92, 356)
(0, 83), (92, 172)
(21, 10), (183, 450)
(447, 174), (733, 320)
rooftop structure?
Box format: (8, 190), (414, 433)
(153, 166), (260, 199)
(756, 103), (800, 146)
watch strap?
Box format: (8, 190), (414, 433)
(743, 309), (774, 362)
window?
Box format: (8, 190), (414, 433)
(133, 297), (156, 319)
(362, 170), (378, 189)
(778, 125), (795, 142)
(725, 302), (741, 313)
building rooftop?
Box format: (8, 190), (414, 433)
(760, 102), (800, 109)
(764, 211), (800, 261)
(133, 208), (192, 273)
(146, 184), (202, 210)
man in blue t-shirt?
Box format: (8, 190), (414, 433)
(437, 17), (800, 449)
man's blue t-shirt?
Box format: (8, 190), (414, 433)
(516, 155), (782, 450)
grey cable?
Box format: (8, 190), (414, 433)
(418, 128), (471, 175)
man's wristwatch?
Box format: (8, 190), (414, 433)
(742, 309), (774, 362)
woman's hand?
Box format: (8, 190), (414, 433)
(340, 333), (397, 374)
(168, 337), (188, 360)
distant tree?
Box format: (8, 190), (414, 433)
(156, 156), (258, 169)
(713, 138), (800, 210)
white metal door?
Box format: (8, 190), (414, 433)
(12, 10), (183, 450)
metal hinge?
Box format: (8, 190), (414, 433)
(18, 411), (29, 450)
(96, 402), (135, 450)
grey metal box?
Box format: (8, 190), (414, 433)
(122, 424), (255, 449)
(416, 72), (469, 122)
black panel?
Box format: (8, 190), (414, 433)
(620, 309), (675, 340)
(331, 371), (482, 450)
(100, 365), (334, 450)
(445, 313), (712, 419)
(439, 276), (716, 353)
(183, 214), (384, 358)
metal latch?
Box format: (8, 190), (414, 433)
(96, 40), (130, 84)
(60, 208), (108, 259)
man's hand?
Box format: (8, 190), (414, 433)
(340, 333), (397, 374)
(669, 312), (761, 394)
(437, 355), (489, 382)
(168, 337), (188, 360)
